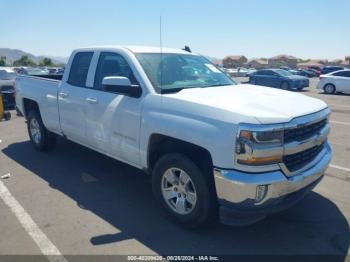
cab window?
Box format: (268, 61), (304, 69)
(94, 52), (138, 90)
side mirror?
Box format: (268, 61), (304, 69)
(102, 76), (142, 98)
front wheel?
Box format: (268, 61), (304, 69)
(280, 81), (290, 90)
(152, 153), (216, 228)
(27, 110), (56, 151)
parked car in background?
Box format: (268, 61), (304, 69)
(48, 68), (59, 75)
(0, 67), (16, 109)
(307, 68), (321, 76)
(246, 68), (257, 76)
(293, 69), (317, 78)
(280, 66), (292, 71)
(317, 70), (350, 94)
(308, 66), (323, 72)
(321, 66), (345, 75)
(56, 68), (65, 75)
(226, 67), (249, 77)
(249, 69), (309, 90)
(19, 68), (50, 76)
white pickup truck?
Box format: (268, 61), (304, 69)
(15, 46), (332, 227)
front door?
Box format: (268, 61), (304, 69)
(85, 52), (143, 165)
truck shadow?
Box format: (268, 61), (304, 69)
(2, 139), (350, 257)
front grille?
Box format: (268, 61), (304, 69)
(283, 143), (324, 172)
(284, 118), (327, 143)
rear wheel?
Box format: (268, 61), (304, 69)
(152, 153), (216, 228)
(27, 110), (56, 151)
(324, 84), (336, 94)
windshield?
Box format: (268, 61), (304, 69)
(136, 53), (235, 93)
(275, 69), (293, 77)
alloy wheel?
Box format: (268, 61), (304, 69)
(161, 168), (197, 215)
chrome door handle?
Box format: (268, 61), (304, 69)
(86, 98), (98, 104)
(59, 92), (69, 98)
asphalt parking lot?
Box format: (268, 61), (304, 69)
(0, 78), (349, 260)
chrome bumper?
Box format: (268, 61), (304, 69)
(214, 142), (332, 225)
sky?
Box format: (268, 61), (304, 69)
(1, 0), (349, 60)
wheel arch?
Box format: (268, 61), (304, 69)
(22, 98), (41, 119)
(147, 134), (214, 176)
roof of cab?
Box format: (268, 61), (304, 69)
(74, 45), (196, 55)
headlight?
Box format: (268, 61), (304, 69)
(235, 129), (283, 166)
(239, 130), (283, 144)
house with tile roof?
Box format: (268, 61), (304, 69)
(268, 55), (298, 68)
(223, 55), (248, 68)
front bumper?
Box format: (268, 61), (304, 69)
(291, 80), (309, 89)
(214, 143), (332, 226)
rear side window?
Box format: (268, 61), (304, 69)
(256, 70), (266, 75)
(68, 52), (93, 87)
(264, 70), (274, 76)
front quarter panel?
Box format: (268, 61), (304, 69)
(139, 95), (239, 170)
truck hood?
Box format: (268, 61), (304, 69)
(164, 84), (328, 124)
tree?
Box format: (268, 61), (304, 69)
(39, 57), (54, 67)
(0, 60), (5, 66)
(13, 55), (37, 67)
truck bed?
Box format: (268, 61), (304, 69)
(27, 74), (63, 81)
(16, 74), (62, 133)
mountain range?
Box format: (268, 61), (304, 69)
(0, 48), (68, 65)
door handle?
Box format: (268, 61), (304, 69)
(59, 92), (69, 98)
(86, 98), (98, 104)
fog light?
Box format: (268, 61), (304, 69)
(256, 185), (268, 203)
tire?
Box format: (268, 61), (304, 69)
(280, 81), (290, 90)
(152, 153), (217, 228)
(323, 84), (336, 94)
(27, 110), (56, 151)
(4, 111), (11, 121)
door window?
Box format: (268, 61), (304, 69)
(67, 52), (93, 87)
(94, 52), (138, 90)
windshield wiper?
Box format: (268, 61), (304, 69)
(160, 87), (185, 94)
(160, 86), (200, 94)
(204, 83), (233, 88)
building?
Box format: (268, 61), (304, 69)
(246, 58), (268, 69)
(298, 60), (324, 69)
(222, 55), (248, 68)
(268, 55), (298, 68)
(211, 59), (223, 66)
(341, 57), (350, 66)
(329, 59), (343, 65)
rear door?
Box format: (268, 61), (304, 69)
(58, 52), (93, 145)
(253, 70), (267, 85)
(268, 71), (282, 87)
